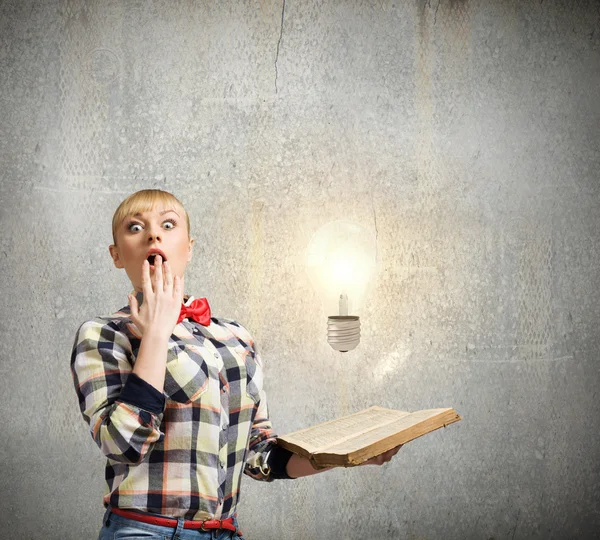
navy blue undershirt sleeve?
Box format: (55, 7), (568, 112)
(267, 445), (294, 479)
(117, 372), (165, 415)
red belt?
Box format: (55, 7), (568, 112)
(110, 507), (239, 532)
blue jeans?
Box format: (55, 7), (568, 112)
(98, 507), (245, 540)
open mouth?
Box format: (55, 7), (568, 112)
(147, 253), (167, 267)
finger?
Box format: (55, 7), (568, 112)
(153, 254), (163, 290)
(163, 260), (173, 291)
(173, 274), (182, 301)
(141, 260), (153, 298)
(178, 275), (185, 302)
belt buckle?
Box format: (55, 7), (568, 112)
(200, 519), (223, 531)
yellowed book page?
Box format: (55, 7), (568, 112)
(322, 408), (456, 456)
(278, 406), (410, 454)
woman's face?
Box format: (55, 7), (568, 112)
(109, 204), (194, 293)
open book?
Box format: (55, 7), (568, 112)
(276, 406), (461, 468)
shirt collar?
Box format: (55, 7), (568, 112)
(132, 291), (194, 306)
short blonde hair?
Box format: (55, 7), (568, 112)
(112, 189), (190, 246)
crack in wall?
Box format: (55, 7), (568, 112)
(423, 0), (441, 25)
(511, 509), (520, 540)
(371, 196), (379, 242)
(275, 0), (286, 94)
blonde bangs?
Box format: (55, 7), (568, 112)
(112, 189), (190, 245)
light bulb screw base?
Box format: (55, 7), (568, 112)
(327, 316), (360, 353)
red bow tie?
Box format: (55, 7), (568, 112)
(178, 298), (211, 326)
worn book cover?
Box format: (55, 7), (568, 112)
(276, 406), (461, 468)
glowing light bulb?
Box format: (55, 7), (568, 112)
(306, 220), (377, 352)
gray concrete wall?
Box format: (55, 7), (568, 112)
(1, 0), (599, 538)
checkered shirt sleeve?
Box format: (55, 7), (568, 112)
(70, 319), (165, 464)
(225, 322), (277, 481)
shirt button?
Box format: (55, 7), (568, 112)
(214, 353), (219, 358)
(221, 424), (227, 431)
(220, 460), (226, 468)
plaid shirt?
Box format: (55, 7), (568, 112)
(71, 294), (282, 520)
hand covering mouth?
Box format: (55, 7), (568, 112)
(146, 249), (167, 266)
